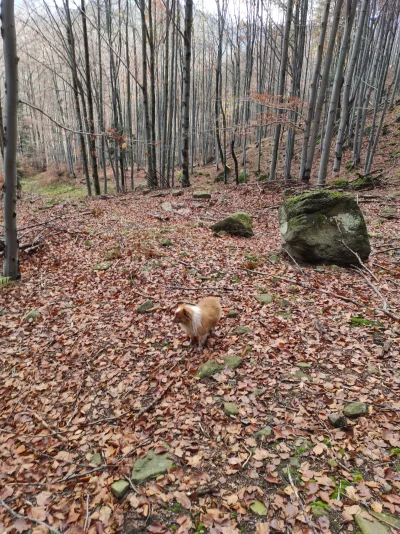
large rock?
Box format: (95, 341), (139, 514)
(211, 212), (253, 237)
(278, 191), (370, 264)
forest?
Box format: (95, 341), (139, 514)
(1, 0), (400, 533)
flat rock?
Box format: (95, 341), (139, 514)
(93, 261), (111, 271)
(224, 355), (242, 369)
(231, 326), (252, 335)
(355, 514), (390, 534)
(159, 239), (172, 247)
(250, 502), (268, 516)
(193, 191), (211, 199)
(328, 413), (348, 428)
(255, 426), (272, 439)
(370, 512), (400, 529)
(226, 310), (239, 318)
(343, 402), (368, 419)
(224, 403), (239, 416)
(211, 212), (253, 237)
(131, 450), (173, 484)
(137, 300), (154, 313)
(279, 190), (371, 264)
(111, 480), (130, 499)
(294, 370), (312, 380)
(255, 294), (273, 305)
(161, 201), (172, 212)
(24, 310), (41, 322)
(172, 189), (182, 196)
(296, 362), (312, 368)
(196, 360), (223, 378)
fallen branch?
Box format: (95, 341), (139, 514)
(372, 247), (400, 256)
(150, 212), (169, 221)
(0, 497), (62, 534)
(353, 266), (399, 321)
(286, 469), (318, 534)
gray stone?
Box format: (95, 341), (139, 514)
(161, 201), (172, 212)
(278, 299), (290, 308)
(279, 191), (371, 264)
(250, 502), (268, 516)
(224, 403), (239, 416)
(290, 457), (300, 468)
(288, 285), (298, 293)
(343, 402), (368, 419)
(210, 212), (253, 237)
(171, 189), (182, 197)
(382, 483), (392, 494)
(159, 239), (172, 247)
(196, 360), (223, 378)
(24, 310), (41, 322)
(92, 261), (111, 271)
(328, 413), (348, 428)
(91, 453), (102, 465)
(224, 355), (242, 369)
(131, 450), (173, 484)
(253, 388), (265, 397)
(379, 208), (397, 220)
(294, 370), (311, 380)
(370, 512), (400, 530)
(193, 191), (211, 199)
(367, 366), (379, 375)
(137, 300), (154, 314)
(255, 426), (272, 439)
(226, 310), (239, 318)
(231, 326), (252, 335)
(355, 514), (390, 534)
(296, 362), (312, 368)
(255, 294), (273, 305)
(111, 480), (130, 499)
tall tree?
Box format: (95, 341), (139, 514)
(2, 0), (20, 279)
(181, 0), (193, 187)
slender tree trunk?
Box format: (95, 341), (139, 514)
(181, 0), (193, 187)
(81, 0), (100, 194)
(2, 0), (19, 279)
(269, 0), (293, 181)
(318, 0), (357, 186)
(97, 0), (107, 193)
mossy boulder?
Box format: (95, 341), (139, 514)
(352, 176), (376, 190)
(343, 402), (368, 419)
(279, 191), (370, 264)
(211, 212), (253, 237)
(193, 191), (211, 199)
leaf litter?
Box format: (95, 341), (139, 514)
(1, 176), (400, 534)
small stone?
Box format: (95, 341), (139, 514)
(379, 208), (397, 220)
(171, 189), (182, 196)
(328, 413), (348, 428)
(193, 191), (211, 199)
(330, 264), (341, 271)
(289, 457), (300, 468)
(151, 191), (169, 198)
(196, 360), (223, 378)
(255, 426), (272, 439)
(296, 362), (312, 368)
(311, 505), (330, 519)
(93, 261), (111, 271)
(278, 299), (290, 308)
(367, 365), (379, 375)
(294, 370), (312, 380)
(382, 483), (392, 494)
(343, 402), (368, 419)
(142, 188), (151, 195)
(250, 502), (268, 516)
(132, 450), (173, 484)
(226, 310), (239, 318)
(91, 453), (102, 465)
(210, 212), (253, 237)
(159, 239), (172, 247)
(111, 480), (130, 499)
(224, 403), (239, 416)
(255, 294), (273, 305)
(253, 388), (265, 397)
(288, 285), (298, 293)
(137, 300), (154, 314)
(328, 459), (338, 467)
(161, 201), (172, 212)
(224, 355), (242, 369)
(24, 310), (41, 322)
(231, 326), (252, 335)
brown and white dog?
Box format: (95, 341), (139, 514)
(173, 297), (222, 351)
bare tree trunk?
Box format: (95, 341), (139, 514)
(269, 0), (293, 181)
(318, 0), (357, 186)
(181, 0), (193, 187)
(81, 0), (100, 195)
(2, 0), (20, 279)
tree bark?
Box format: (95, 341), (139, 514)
(2, 0), (20, 279)
(181, 0), (193, 187)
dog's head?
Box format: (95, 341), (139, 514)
(172, 303), (191, 324)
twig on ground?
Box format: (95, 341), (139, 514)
(63, 465), (108, 481)
(124, 475), (141, 495)
(166, 285), (234, 292)
(0, 497), (62, 534)
(353, 266), (399, 321)
(286, 469), (318, 534)
(84, 493), (90, 532)
(242, 445), (253, 468)
(150, 212), (169, 221)
(282, 247), (305, 274)
(372, 247), (400, 256)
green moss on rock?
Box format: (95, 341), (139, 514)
(211, 212), (253, 237)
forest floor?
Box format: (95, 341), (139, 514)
(1, 127), (400, 534)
